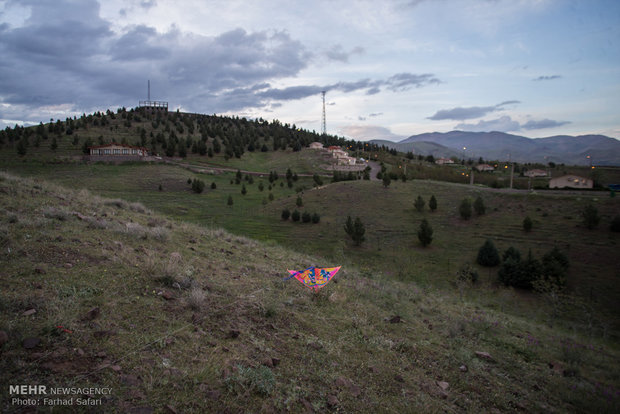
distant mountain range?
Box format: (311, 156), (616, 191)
(370, 131), (620, 166)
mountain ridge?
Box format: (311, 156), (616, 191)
(370, 131), (620, 165)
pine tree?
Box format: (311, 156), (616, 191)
(459, 198), (472, 220)
(417, 219), (433, 247)
(281, 208), (291, 220)
(582, 204), (600, 229)
(414, 195), (425, 212)
(382, 174), (391, 188)
(429, 195), (437, 212)
(474, 196), (486, 215)
(292, 210), (301, 222)
(296, 196), (303, 207)
(523, 216), (533, 232)
(227, 195), (233, 206)
(344, 216), (365, 246)
(241, 184), (247, 195)
(477, 239), (500, 266)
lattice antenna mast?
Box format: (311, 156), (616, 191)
(321, 91), (327, 135)
(148, 80), (150, 101)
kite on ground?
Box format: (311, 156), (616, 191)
(284, 266), (341, 291)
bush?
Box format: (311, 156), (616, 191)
(429, 195), (437, 212)
(414, 195), (425, 212)
(502, 246), (521, 262)
(311, 213), (320, 224)
(417, 219), (433, 247)
(459, 198), (472, 220)
(523, 216), (533, 232)
(474, 196), (485, 215)
(477, 239), (500, 267)
(191, 179), (205, 193)
(581, 203), (600, 229)
(301, 212), (311, 223)
(227, 195), (233, 206)
(225, 365), (275, 396)
(456, 263), (479, 284)
(241, 184), (247, 195)
(281, 208), (290, 220)
(292, 210), (300, 222)
(296, 196), (303, 207)
(611, 215), (620, 232)
(211, 182), (216, 189)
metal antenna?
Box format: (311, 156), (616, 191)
(148, 80), (150, 101)
(321, 91), (326, 135)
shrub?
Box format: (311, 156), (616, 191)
(268, 192), (274, 201)
(456, 263), (479, 284)
(258, 182), (264, 191)
(477, 239), (500, 267)
(311, 213), (320, 224)
(474, 196), (485, 215)
(227, 195), (233, 206)
(344, 215), (365, 246)
(296, 196), (303, 207)
(302, 212), (311, 223)
(417, 218), (433, 247)
(611, 215), (620, 232)
(281, 208), (291, 220)
(211, 182), (216, 189)
(523, 216), (533, 232)
(291, 210), (300, 222)
(581, 203), (600, 229)
(459, 198), (472, 220)
(191, 179), (205, 193)
(502, 246), (521, 262)
(414, 195), (425, 212)
(241, 184), (247, 195)
(429, 195), (437, 212)
(225, 365), (275, 396)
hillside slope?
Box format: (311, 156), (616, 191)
(1, 173), (618, 413)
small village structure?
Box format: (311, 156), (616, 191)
(309, 142), (324, 149)
(524, 169), (548, 177)
(328, 146), (357, 166)
(88, 143), (150, 161)
(475, 164), (495, 172)
(549, 174), (593, 189)
(435, 158), (454, 165)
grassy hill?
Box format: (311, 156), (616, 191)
(1, 172), (619, 413)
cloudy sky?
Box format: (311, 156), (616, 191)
(1, 0), (619, 141)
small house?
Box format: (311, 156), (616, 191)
(524, 169), (547, 178)
(549, 175), (593, 189)
(435, 158), (454, 165)
(475, 164), (495, 172)
(309, 142), (324, 149)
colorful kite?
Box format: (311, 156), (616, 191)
(285, 266), (341, 291)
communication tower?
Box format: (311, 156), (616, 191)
(321, 91), (327, 135)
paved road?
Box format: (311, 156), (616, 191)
(367, 161), (381, 181)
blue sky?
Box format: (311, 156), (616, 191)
(0, 0), (618, 141)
